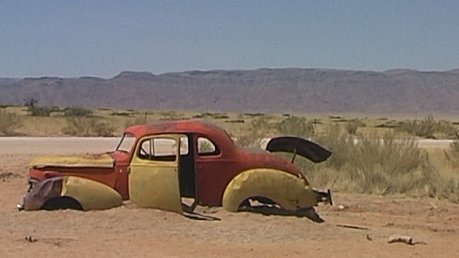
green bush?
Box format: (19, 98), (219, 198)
(29, 106), (54, 116)
(63, 107), (93, 117)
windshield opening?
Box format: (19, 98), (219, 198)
(116, 133), (136, 153)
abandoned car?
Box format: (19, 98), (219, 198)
(19, 120), (332, 214)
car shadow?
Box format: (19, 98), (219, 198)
(182, 202), (221, 221)
(239, 205), (325, 223)
(181, 201), (323, 222)
(182, 211), (221, 221)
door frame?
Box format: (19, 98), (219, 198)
(128, 134), (185, 213)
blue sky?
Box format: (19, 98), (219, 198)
(1, 0), (459, 78)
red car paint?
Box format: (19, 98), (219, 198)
(28, 120), (305, 206)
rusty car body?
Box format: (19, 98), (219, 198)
(20, 120), (332, 214)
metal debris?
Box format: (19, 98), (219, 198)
(25, 235), (37, 243)
(388, 235), (413, 245)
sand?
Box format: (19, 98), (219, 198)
(0, 138), (457, 257)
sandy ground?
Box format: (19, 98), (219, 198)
(0, 138), (458, 257)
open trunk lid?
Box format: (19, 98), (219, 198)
(265, 136), (331, 163)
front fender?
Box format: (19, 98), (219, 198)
(23, 176), (122, 211)
(222, 169), (318, 212)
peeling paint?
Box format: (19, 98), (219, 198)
(30, 153), (114, 168)
(222, 168), (317, 212)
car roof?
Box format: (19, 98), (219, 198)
(125, 120), (233, 142)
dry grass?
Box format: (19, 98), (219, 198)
(275, 124), (459, 202)
(1, 105), (458, 201)
(426, 147), (459, 202)
(62, 117), (116, 137)
(0, 109), (23, 135)
(294, 126), (438, 194)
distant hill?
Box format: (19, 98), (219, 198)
(0, 78), (20, 86)
(1, 68), (459, 115)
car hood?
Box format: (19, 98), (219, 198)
(29, 153), (115, 169)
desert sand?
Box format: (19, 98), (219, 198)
(0, 138), (458, 257)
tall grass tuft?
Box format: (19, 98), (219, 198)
(0, 109), (23, 135)
(396, 116), (457, 139)
(237, 116), (273, 147)
(277, 116), (315, 138)
(62, 117), (115, 137)
(63, 107), (93, 117)
(297, 125), (441, 197)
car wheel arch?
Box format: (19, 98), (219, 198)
(41, 196), (83, 210)
(23, 176), (123, 211)
(222, 168), (317, 212)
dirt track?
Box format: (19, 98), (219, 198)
(0, 138), (458, 257)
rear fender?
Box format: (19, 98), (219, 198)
(23, 176), (122, 211)
(222, 169), (318, 212)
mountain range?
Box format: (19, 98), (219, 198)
(1, 68), (459, 115)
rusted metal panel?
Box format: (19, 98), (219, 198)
(23, 177), (63, 210)
(61, 176), (123, 210)
(222, 169), (318, 212)
(128, 134), (182, 213)
(29, 153), (114, 168)
(22, 176), (123, 211)
(195, 147), (305, 206)
(28, 167), (121, 197)
(22, 120), (332, 213)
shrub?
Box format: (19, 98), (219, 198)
(63, 107), (93, 117)
(277, 116), (315, 138)
(396, 116), (457, 139)
(23, 97), (55, 116)
(345, 119), (365, 135)
(445, 137), (459, 169)
(295, 125), (440, 197)
(243, 113), (265, 117)
(0, 110), (22, 135)
(237, 117), (272, 147)
(23, 97), (38, 107)
(160, 111), (182, 120)
(29, 106), (54, 116)
(212, 113), (229, 119)
(224, 119), (245, 124)
(92, 121), (116, 137)
(111, 112), (131, 117)
(62, 117), (114, 137)
(124, 113), (148, 128)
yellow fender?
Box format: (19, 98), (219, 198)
(222, 169), (318, 212)
(61, 176), (123, 210)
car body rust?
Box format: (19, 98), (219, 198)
(21, 120), (332, 214)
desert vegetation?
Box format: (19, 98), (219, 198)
(0, 104), (458, 202)
(396, 116), (458, 139)
(0, 109), (22, 135)
(301, 128), (456, 200)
